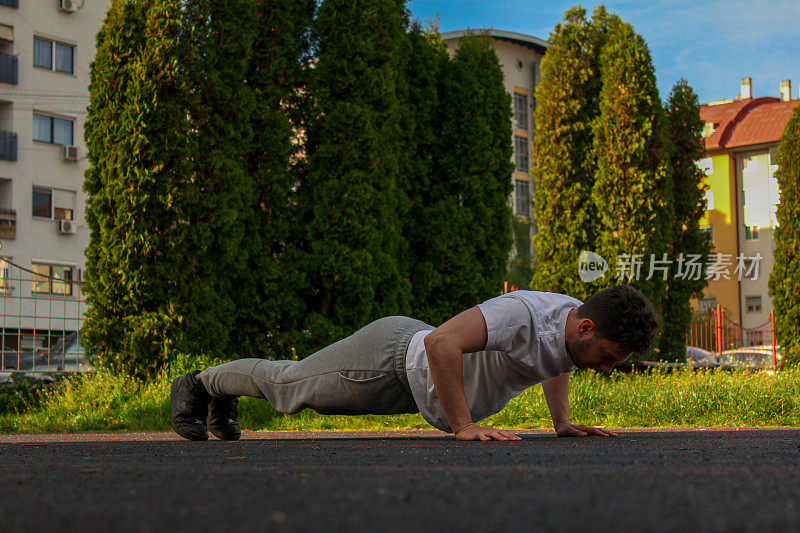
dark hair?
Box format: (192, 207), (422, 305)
(577, 284), (659, 354)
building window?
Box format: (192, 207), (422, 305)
(705, 189), (714, 210)
(699, 296), (717, 313)
(744, 225), (759, 241)
(515, 179), (530, 217)
(514, 135), (529, 172)
(513, 93), (528, 131)
(0, 257), (9, 293)
(31, 262), (73, 296)
(744, 187), (759, 208)
(33, 37), (74, 74)
(32, 187), (75, 220)
(33, 113), (73, 145)
(745, 296), (762, 314)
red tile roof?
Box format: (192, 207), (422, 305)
(700, 97), (800, 151)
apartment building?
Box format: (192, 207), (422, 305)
(440, 30), (546, 260)
(0, 0), (106, 353)
(696, 78), (800, 330)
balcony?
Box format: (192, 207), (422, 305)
(0, 130), (16, 161)
(0, 208), (15, 239)
(0, 52), (17, 85)
(0, 0), (19, 8)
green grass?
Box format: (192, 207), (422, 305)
(2, 355), (799, 433)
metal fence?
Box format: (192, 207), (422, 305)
(686, 304), (779, 368)
(1, 258), (91, 382)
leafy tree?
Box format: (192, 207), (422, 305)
(396, 22), (450, 323)
(82, 0), (144, 367)
(229, 0), (316, 359)
(179, 0), (258, 354)
(506, 216), (533, 291)
(530, 7), (612, 300)
(300, 0), (412, 348)
(659, 80), (711, 361)
(769, 103), (800, 367)
(84, 0), (191, 375)
(415, 33), (514, 324)
(83, 0), (258, 375)
(591, 16), (673, 346)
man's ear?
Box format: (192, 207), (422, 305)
(578, 318), (595, 335)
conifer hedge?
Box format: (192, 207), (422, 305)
(82, 0), (522, 372)
(299, 0), (412, 350)
(532, 7), (707, 360)
(531, 7), (605, 301)
(769, 104), (800, 367)
(592, 17), (673, 326)
(659, 80), (712, 361)
(418, 33), (514, 325)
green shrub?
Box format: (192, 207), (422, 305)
(0, 379), (51, 415)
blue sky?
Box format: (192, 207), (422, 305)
(406, 0), (800, 104)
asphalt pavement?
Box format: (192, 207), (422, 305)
(1, 428), (799, 532)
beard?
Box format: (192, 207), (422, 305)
(566, 336), (595, 369)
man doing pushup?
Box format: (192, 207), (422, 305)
(171, 284), (658, 441)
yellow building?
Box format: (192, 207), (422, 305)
(697, 78), (799, 330)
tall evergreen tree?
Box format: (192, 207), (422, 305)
(300, 0), (411, 348)
(416, 33), (514, 324)
(83, 0), (145, 370)
(659, 80), (711, 361)
(229, 0), (315, 359)
(530, 7), (612, 301)
(83, 0), (258, 375)
(178, 0), (258, 354)
(396, 22), (450, 323)
(768, 103), (800, 367)
(591, 17), (673, 342)
(84, 0), (191, 375)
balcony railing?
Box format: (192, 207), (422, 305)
(0, 0), (19, 8)
(0, 52), (17, 85)
(0, 130), (16, 161)
(0, 208), (15, 239)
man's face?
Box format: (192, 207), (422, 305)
(567, 332), (631, 373)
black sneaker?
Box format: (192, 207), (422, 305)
(208, 396), (241, 441)
(171, 370), (211, 441)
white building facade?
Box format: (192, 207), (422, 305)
(0, 0), (106, 356)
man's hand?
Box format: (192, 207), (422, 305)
(555, 421), (617, 438)
(455, 422), (522, 441)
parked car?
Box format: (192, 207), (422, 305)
(0, 334), (93, 374)
(45, 334), (94, 373)
(685, 346), (715, 365)
(0, 351), (37, 371)
(720, 345), (781, 367)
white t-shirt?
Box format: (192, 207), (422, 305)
(405, 290), (582, 432)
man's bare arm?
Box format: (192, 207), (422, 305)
(541, 373), (617, 437)
(424, 307), (520, 441)
(541, 373), (571, 428)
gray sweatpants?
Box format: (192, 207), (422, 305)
(198, 316), (433, 416)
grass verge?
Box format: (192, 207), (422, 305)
(2, 355), (799, 433)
